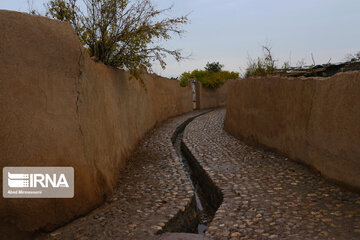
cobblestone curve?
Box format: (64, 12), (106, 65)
(42, 110), (208, 240)
(183, 108), (360, 240)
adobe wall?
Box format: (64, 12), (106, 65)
(224, 73), (360, 191)
(0, 10), (192, 237)
(197, 81), (230, 109)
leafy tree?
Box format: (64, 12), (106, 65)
(180, 69), (239, 89)
(46, 0), (188, 75)
(205, 61), (223, 72)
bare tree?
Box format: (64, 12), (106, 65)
(27, 0), (39, 15)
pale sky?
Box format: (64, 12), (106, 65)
(1, 0), (360, 78)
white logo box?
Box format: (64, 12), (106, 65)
(3, 167), (74, 198)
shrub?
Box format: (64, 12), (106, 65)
(245, 45), (276, 78)
(180, 69), (239, 89)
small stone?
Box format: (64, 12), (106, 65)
(50, 232), (60, 237)
(230, 232), (242, 237)
(331, 211), (342, 216)
(320, 231), (329, 237)
(207, 226), (218, 231)
(322, 218), (332, 222)
(151, 226), (162, 230)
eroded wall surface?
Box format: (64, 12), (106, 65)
(225, 73), (360, 191)
(0, 10), (192, 236)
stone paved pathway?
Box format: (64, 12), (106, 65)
(42, 108), (360, 240)
(42, 110), (207, 240)
(183, 108), (360, 239)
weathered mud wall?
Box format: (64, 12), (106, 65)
(0, 10), (192, 237)
(197, 81), (230, 109)
(224, 73), (360, 191)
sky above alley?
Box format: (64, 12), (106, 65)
(2, 0), (360, 77)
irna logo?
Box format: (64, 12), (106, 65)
(8, 172), (69, 188)
(3, 167), (74, 198)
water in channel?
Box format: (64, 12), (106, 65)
(172, 121), (215, 235)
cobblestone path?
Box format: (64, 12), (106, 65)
(183, 109), (360, 239)
(43, 108), (360, 240)
(43, 111), (207, 240)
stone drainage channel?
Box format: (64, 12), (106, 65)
(157, 111), (223, 236)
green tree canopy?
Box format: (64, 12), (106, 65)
(205, 61), (223, 72)
(46, 0), (188, 75)
(180, 66), (239, 89)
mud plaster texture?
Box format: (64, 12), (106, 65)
(0, 10), (192, 237)
(225, 73), (360, 191)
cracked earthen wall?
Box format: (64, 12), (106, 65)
(0, 10), (192, 237)
(224, 73), (360, 191)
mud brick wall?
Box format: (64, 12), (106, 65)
(0, 10), (192, 237)
(197, 81), (230, 109)
(225, 73), (360, 191)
